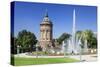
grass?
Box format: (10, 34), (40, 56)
(11, 56), (79, 66)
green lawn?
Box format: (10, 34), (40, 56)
(11, 57), (79, 66)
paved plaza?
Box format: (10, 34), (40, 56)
(14, 53), (97, 62)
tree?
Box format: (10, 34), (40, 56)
(90, 37), (97, 48)
(76, 30), (97, 49)
(82, 30), (94, 48)
(16, 30), (37, 53)
(11, 34), (17, 54)
(57, 33), (71, 45)
(76, 31), (82, 40)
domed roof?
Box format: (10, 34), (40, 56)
(41, 10), (52, 25)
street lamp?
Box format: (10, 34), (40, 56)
(64, 45), (66, 58)
(36, 42), (39, 58)
(17, 45), (21, 55)
(80, 44), (82, 61)
(63, 40), (67, 58)
(78, 38), (82, 62)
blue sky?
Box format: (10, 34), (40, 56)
(13, 1), (97, 39)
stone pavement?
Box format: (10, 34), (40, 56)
(69, 54), (97, 62)
(14, 53), (97, 62)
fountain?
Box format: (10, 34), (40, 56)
(72, 9), (76, 54)
(67, 39), (73, 53)
(61, 9), (78, 54)
(61, 40), (67, 53)
(61, 9), (88, 55)
(83, 39), (88, 53)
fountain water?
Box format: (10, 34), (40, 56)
(83, 39), (88, 53)
(61, 40), (67, 53)
(67, 39), (73, 53)
(63, 38), (81, 54)
(61, 9), (78, 54)
(61, 9), (88, 54)
(71, 9), (80, 54)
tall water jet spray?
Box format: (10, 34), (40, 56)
(72, 9), (76, 53)
(61, 9), (81, 54)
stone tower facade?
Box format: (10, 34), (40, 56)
(39, 10), (53, 51)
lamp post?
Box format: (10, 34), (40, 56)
(78, 38), (82, 62)
(17, 45), (21, 57)
(36, 43), (39, 58)
(80, 44), (82, 61)
(63, 40), (67, 58)
(64, 45), (66, 58)
(17, 45), (19, 54)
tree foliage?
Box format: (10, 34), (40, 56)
(57, 33), (71, 45)
(15, 30), (37, 52)
(11, 35), (17, 54)
(76, 30), (97, 48)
